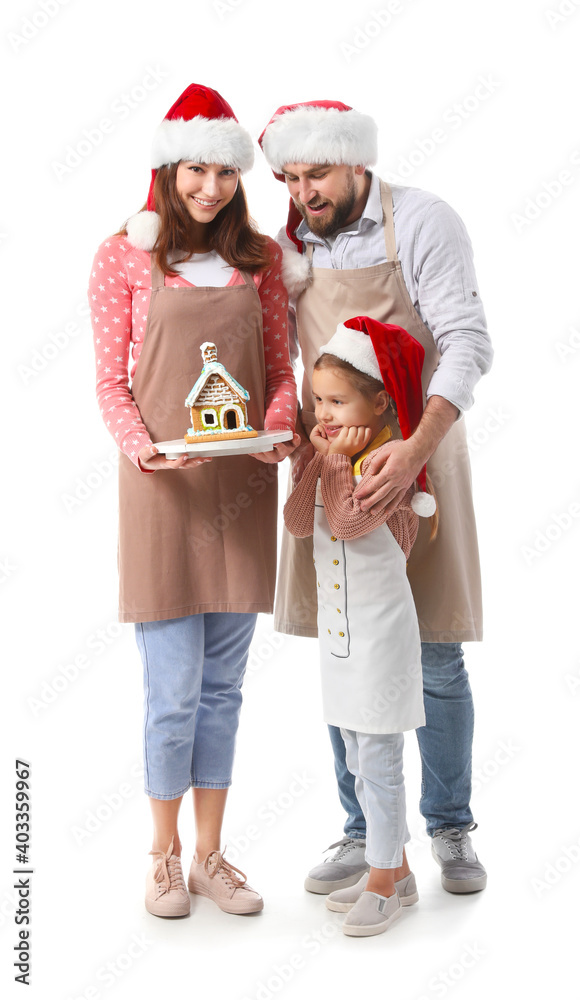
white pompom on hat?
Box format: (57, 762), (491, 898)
(320, 317), (437, 517)
(126, 83), (254, 251)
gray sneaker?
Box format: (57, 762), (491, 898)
(304, 837), (369, 894)
(326, 870), (419, 911)
(431, 822), (487, 893)
(342, 890), (402, 937)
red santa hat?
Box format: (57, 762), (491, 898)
(320, 317), (436, 517)
(258, 100), (378, 295)
(258, 100), (378, 181)
(126, 83), (254, 251)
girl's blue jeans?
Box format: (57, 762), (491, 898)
(135, 612), (257, 799)
(329, 642), (475, 838)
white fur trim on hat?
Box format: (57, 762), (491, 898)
(411, 491), (437, 517)
(320, 324), (382, 381)
(262, 106), (377, 173)
(151, 116), (254, 172)
(126, 210), (161, 251)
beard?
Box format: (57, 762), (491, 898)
(293, 172), (358, 238)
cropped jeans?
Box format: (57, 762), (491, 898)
(135, 612), (257, 800)
(342, 730), (409, 869)
(329, 642), (475, 838)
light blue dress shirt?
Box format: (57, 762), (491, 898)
(287, 172), (493, 413)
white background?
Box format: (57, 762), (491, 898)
(2, 0), (579, 996)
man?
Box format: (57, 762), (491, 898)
(259, 100), (492, 896)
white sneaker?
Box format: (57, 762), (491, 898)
(342, 890), (402, 937)
(326, 870), (419, 911)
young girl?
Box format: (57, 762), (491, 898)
(284, 316), (436, 937)
(89, 83), (298, 919)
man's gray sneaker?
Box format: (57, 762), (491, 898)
(326, 870), (419, 911)
(304, 837), (369, 894)
(431, 822), (487, 893)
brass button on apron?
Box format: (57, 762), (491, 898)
(332, 559), (339, 565)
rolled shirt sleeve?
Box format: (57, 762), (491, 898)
(409, 198), (493, 413)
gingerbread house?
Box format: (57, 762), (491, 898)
(184, 342), (258, 443)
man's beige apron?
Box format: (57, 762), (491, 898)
(118, 262), (277, 623)
(275, 180), (482, 643)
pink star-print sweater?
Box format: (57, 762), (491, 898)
(89, 235), (298, 467)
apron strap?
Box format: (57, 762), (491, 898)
(150, 258), (165, 290)
(239, 269), (257, 289)
(379, 180), (398, 262)
(306, 242), (314, 261)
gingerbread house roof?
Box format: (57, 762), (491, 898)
(185, 361), (250, 408)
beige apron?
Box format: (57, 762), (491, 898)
(275, 180), (482, 642)
(118, 262), (278, 623)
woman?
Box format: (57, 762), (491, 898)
(89, 84), (298, 918)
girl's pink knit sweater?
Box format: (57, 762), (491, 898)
(284, 452), (419, 558)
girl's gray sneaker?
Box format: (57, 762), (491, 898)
(326, 871), (419, 911)
(342, 890), (402, 937)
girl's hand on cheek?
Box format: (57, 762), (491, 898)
(328, 426), (372, 457)
(310, 423), (330, 455)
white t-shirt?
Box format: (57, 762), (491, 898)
(172, 250), (235, 287)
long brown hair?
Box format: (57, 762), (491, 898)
(119, 162), (273, 276)
(314, 353), (438, 538)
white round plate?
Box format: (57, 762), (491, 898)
(154, 429), (293, 459)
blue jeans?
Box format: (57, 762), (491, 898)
(329, 642), (475, 838)
(135, 612), (257, 799)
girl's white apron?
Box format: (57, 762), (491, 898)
(313, 474), (425, 734)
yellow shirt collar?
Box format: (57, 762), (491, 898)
(352, 424), (392, 476)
